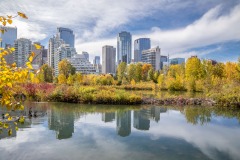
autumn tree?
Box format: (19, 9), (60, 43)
(185, 57), (204, 91)
(142, 64), (152, 81)
(166, 65), (185, 91)
(224, 62), (238, 82)
(135, 63), (142, 82)
(147, 67), (154, 81)
(58, 74), (67, 84)
(117, 62), (127, 83)
(127, 64), (136, 82)
(58, 59), (76, 78)
(0, 12), (36, 134)
(38, 64), (53, 83)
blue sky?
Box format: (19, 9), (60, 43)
(1, 0), (240, 62)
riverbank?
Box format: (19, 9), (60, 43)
(20, 83), (240, 107)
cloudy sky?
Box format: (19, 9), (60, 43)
(1, 0), (240, 62)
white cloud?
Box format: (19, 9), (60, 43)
(1, 0), (240, 61)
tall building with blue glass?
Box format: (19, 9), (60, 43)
(0, 26), (17, 48)
(57, 27), (75, 48)
(134, 38), (151, 62)
(117, 31), (132, 64)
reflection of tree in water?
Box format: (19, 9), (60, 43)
(48, 104), (74, 140)
(184, 107), (212, 125)
(116, 110), (131, 137)
(184, 106), (240, 125)
(0, 103), (47, 140)
(212, 107), (240, 123)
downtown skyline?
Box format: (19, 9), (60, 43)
(1, 0), (240, 62)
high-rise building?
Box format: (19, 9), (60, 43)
(57, 27), (75, 48)
(68, 54), (96, 74)
(13, 38), (32, 67)
(48, 35), (65, 68)
(142, 46), (161, 70)
(0, 26), (17, 48)
(170, 58), (185, 65)
(82, 51), (89, 61)
(93, 56), (100, 65)
(117, 31), (132, 64)
(42, 48), (48, 65)
(102, 45), (116, 74)
(93, 56), (101, 74)
(54, 44), (77, 75)
(0, 26), (17, 64)
(134, 38), (151, 62)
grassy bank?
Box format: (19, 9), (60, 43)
(20, 80), (240, 107)
(23, 84), (142, 105)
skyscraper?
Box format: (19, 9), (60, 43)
(57, 27), (75, 48)
(48, 35), (64, 68)
(0, 26), (17, 64)
(102, 45), (116, 74)
(142, 46), (161, 70)
(134, 38), (151, 62)
(117, 31), (132, 64)
(93, 56), (100, 65)
(0, 26), (17, 48)
(93, 56), (102, 74)
(13, 38), (32, 67)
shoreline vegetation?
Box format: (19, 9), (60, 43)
(19, 56), (240, 107)
(1, 56), (240, 108)
(21, 82), (238, 107)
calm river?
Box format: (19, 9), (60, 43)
(0, 103), (240, 160)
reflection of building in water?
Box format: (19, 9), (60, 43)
(134, 109), (150, 130)
(48, 107), (74, 140)
(102, 112), (115, 122)
(150, 107), (167, 122)
(116, 111), (131, 137)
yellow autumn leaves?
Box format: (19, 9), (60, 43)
(1, 11), (37, 136)
(0, 12), (27, 33)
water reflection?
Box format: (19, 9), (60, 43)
(1, 103), (240, 160)
(134, 109), (150, 130)
(116, 111), (131, 137)
(102, 112), (115, 122)
(48, 106), (74, 140)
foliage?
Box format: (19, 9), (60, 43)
(58, 74), (67, 84)
(0, 12), (34, 136)
(58, 59), (75, 78)
(142, 64), (152, 81)
(48, 85), (142, 104)
(38, 64), (53, 83)
(117, 62), (127, 83)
